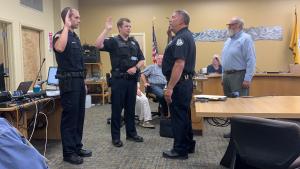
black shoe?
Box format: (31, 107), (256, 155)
(112, 140), (123, 147)
(63, 153), (83, 165)
(223, 132), (231, 138)
(77, 149), (92, 157)
(126, 135), (144, 142)
(162, 149), (188, 160)
(188, 140), (196, 154)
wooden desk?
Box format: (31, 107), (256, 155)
(192, 74), (300, 133)
(32, 98), (62, 140)
(0, 97), (62, 140)
(195, 96), (300, 118)
(191, 77), (207, 134)
(194, 96), (300, 133)
(198, 73), (300, 96)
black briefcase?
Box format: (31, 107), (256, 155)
(159, 117), (174, 138)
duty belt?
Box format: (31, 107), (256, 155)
(224, 69), (246, 74)
(56, 71), (85, 79)
(166, 74), (193, 81)
(111, 71), (137, 80)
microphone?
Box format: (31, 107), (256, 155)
(33, 58), (46, 86)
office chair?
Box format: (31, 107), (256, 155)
(226, 116), (300, 169)
(145, 86), (164, 118)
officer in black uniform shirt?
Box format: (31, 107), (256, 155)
(53, 7), (92, 165)
(162, 10), (196, 160)
(95, 17), (144, 147)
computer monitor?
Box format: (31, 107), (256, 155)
(0, 63), (6, 91)
(47, 66), (58, 86)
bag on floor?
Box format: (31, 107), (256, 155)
(0, 118), (48, 169)
(159, 117), (174, 138)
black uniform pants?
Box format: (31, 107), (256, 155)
(110, 77), (137, 140)
(59, 78), (86, 157)
(169, 79), (194, 155)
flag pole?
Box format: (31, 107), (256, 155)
(152, 17), (158, 63)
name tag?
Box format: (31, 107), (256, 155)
(131, 56), (138, 61)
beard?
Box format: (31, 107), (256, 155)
(227, 29), (235, 37)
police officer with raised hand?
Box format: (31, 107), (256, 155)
(53, 7), (92, 165)
(95, 17), (144, 147)
(162, 9), (196, 160)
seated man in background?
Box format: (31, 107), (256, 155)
(141, 54), (168, 116)
(135, 83), (155, 129)
(206, 54), (222, 74)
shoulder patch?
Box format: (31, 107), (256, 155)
(176, 38), (184, 46)
(131, 41), (136, 45)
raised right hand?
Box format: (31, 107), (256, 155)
(64, 10), (72, 29)
(105, 17), (113, 31)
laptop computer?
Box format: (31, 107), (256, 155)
(16, 81), (33, 94)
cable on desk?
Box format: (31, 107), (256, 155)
(38, 111), (48, 157)
(28, 100), (39, 142)
(206, 117), (230, 127)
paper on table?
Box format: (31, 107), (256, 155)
(46, 90), (60, 97)
(194, 95), (227, 101)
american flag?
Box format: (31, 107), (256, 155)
(152, 24), (158, 63)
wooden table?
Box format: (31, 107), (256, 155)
(191, 73), (300, 133)
(0, 97), (62, 140)
(197, 73), (300, 96)
(194, 96), (300, 132)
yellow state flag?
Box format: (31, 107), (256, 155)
(289, 8), (300, 64)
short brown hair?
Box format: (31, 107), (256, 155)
(117, 18), (131, 28)
(61, 7), (72, 23)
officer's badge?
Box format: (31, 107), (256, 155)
(131, 41), (136, 45)
(131, 56), (138, 60)
(176, 39), (184, 46)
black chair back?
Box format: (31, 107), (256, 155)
(231, 116), (300, 169)
(106, 73), (111, 87)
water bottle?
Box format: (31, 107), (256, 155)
(33, 84), (41, 93)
